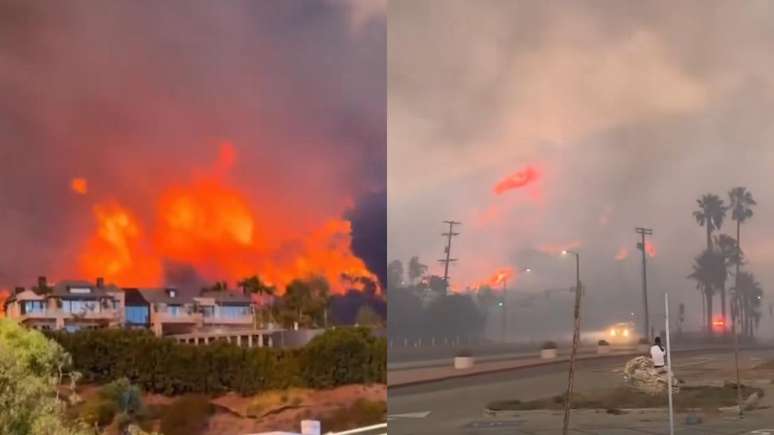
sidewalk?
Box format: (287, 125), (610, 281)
(388, 348), (640, 387)
(388, 345), (764, 387)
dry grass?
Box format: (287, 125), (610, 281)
(244, 388), (312, 418)
(487, 385), (764, 412)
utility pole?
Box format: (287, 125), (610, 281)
(438, 220), (461, 295)
(635, 227), (653, 340)
(502, 278), (507, 342)
(561, 250), (581, 435)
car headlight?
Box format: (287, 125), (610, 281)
(623, 329), (629, 337)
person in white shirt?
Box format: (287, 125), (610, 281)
(650, 337), (666, 369)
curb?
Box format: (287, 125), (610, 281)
(388, 346), (772, 389)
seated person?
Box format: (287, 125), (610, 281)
(650, 337), (666, 369)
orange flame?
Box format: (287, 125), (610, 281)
(71, 177), (88, 195)
(493, 166), (539, 195)
(79, 202), (162, 286)
(615, 247), (629, 261)
(471, 266), (516, 290)
(0, 289), (8, 317)
(77, 144), (375, 294)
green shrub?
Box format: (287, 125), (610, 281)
(301, 327), (384, 388)
(48, 327), (385, 394)
(159, 394), (212, 435)
(80, 399), (118, 427)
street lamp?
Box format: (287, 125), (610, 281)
(560, 250), (582, 435)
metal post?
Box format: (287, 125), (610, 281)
(562, 251), (582, 435)
(665, 293), (674, 435)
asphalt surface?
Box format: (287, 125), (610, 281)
(387, 349), (774, 435)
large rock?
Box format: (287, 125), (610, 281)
(623, 356), (679, 395)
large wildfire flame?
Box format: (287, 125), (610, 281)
(77, 143), (376, 294)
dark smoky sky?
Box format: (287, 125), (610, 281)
(389, 0), (774, 337)
(0, 0), (385, 287)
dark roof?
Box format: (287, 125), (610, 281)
(123, 288), (150, 306)
(199, 290), (251, 305)
(131, 288), (191, 305)
(49, 280), (119, 298)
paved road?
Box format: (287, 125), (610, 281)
(388, 349), (774, 435)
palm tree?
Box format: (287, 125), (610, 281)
(713, 233), (743, 323)
(688, 249), (725, 334)
(238, 275), (277, 328)
(728, 186), (756, 416)
(693, 194), (727, 251)
(728, 187), (756, 324)
(736, 271), (763, 338)
(408, 256), (428, 285)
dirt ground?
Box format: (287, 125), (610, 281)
(207, 384), (386, 435)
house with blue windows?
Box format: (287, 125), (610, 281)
(5, 277), (256, 337)
(3, 277), (124, 332)
(122, 287), (255, 336)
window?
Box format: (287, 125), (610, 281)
(22, 301), (46, 315)
(62, 300), (98, 314)
(218, 305), (251, 319)
(126, 306), (149, 325)
(69, 287), (92, 294)
(201, 306), (215, 317)
(167, 304), (183, 317)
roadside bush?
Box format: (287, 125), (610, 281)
(48, 327), (385, 395)
(80, 399), (117, 428)
(301, 327), (384, 388)
(541, 341), (557, 350)
(159, 394), (212, 435)
(455, 349), (472, 357)
(598, 340), (609, 346)
(638, 337), (650, 345)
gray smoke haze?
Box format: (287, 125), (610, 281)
(0, 0), (385, 289)
(389, 0), (774, 337)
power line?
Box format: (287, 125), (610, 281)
(438, 220), (461, 295)
(635, 226), (653, 340)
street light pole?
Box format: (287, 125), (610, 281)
(561, 250), (582, 435)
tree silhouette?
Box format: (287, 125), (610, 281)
(387, 260), (405, 290)
(713, 233), (743, 322)
(728, 187), (756, 332)
(407, 256), (428, 285)
(693, 194), (727, 250)
(735, 271), (763, 337)
(238, 275), (276, 327)
(688, 249), (725, 334)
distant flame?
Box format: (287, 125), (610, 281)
(471, 266), (516, 290)
(615, 247), (629, 261)
(493, 166), (539, 195)
(70, 177), (88, 195)
(645, 241), (656, 257)
(0, 289), (8, 317)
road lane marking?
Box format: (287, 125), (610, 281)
(387, 411), (431, 419)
